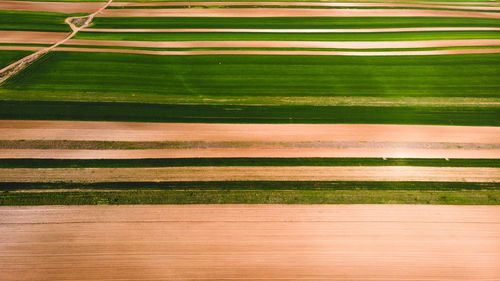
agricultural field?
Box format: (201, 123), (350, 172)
(0, 0), (499, 280)
(0, 0), (499, 205)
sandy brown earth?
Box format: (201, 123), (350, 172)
(110, 1), (500, 10)
(2, 147), (499, 159)
(64, 38), (500, 49)
(0, 166), (498, 182)
(1, 121), (498, 143)
(0, 0), (104, 13)
(96, 7), (500, 18)
(52, 47), (500, 56)
(0, 31), (69, 45)
(82, 27), (500, 32)
(0, 205), (499, 280)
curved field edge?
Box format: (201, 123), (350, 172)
(1, 158), (499, 168)
(2, 52), (500, 98)
(1, 189), (498, 205)
(0, 100), (498, 125)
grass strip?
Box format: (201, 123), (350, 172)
(1, 140), (497, 150)
(89, 17), (500, 29)
(1, 158), (499, 168)
(1, 189), (498, 205)
(0, 101), (498, 126)
(73, 30), (500, 41)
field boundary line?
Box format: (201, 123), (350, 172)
(0, 0), (113, 85)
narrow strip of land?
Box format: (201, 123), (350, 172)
(96, 8), (500, 18)
(82, 27), (500, 32)
(1, 148), (499, 159)
(1, 121), (498, 143)
(0, 166), (498, 182)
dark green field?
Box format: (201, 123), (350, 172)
(0, 100), (498, 125)
(3, 52), (500, 98)
(0, 10), (82, 32)
(0, 50), (33, 69)
(2, 158), (499, 168)
(89, 17), (500, 29)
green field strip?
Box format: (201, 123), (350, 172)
(2, 52), (500, 99)
(0, 181), (498, 191)
(2, 140), (497, 150)
(58, 44), (500, 52)
(0, 10), (85, 32)
(1, 189), (498, 205)
(104, 5), (500, 12)
(1, 158), (499, 168)
(74, 30), (500, 41)
(0, 50), (33, 69)
(88, 17), (500, 29)
(0, 101), (498, 125)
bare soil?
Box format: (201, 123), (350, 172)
(0, 205), (498, 280)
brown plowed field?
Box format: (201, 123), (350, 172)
(0, 0), (103, 13)
(0, 31), (69, 45)
(1, 205), (498, 280)
(0, 166), (498, 182)
(1, 148), (499, 159)
(1, 121), (498, 143)
(96, 8), (500, 18)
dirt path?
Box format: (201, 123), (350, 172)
(1, 147), (499, 159)
(0, 205), (498, 280)
(82, 27), (500, 33)
(0, 0), (113, 84)
(1, 121), (498, 143)
(96, 8), (500, 18)
(0, 0), (104, 13)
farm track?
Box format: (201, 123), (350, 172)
(0, 0), (113, 84)
(0, 205), (499, 280)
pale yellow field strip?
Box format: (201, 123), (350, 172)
(96, 8), (500, 18)
(83, 27), (500, 32)
(110, 1), (500, 10)
(64, 39), (500, 48)
(1, 205), (499, 280)
(1, 121), (499, 143)
(1, 148), (499, 159)
(50, 47), (500, 55)
(1, 205), (498, 280)
(0, 31), (69, 45)
(0, 166), (498, 182)
(0, 0), (104, 13)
